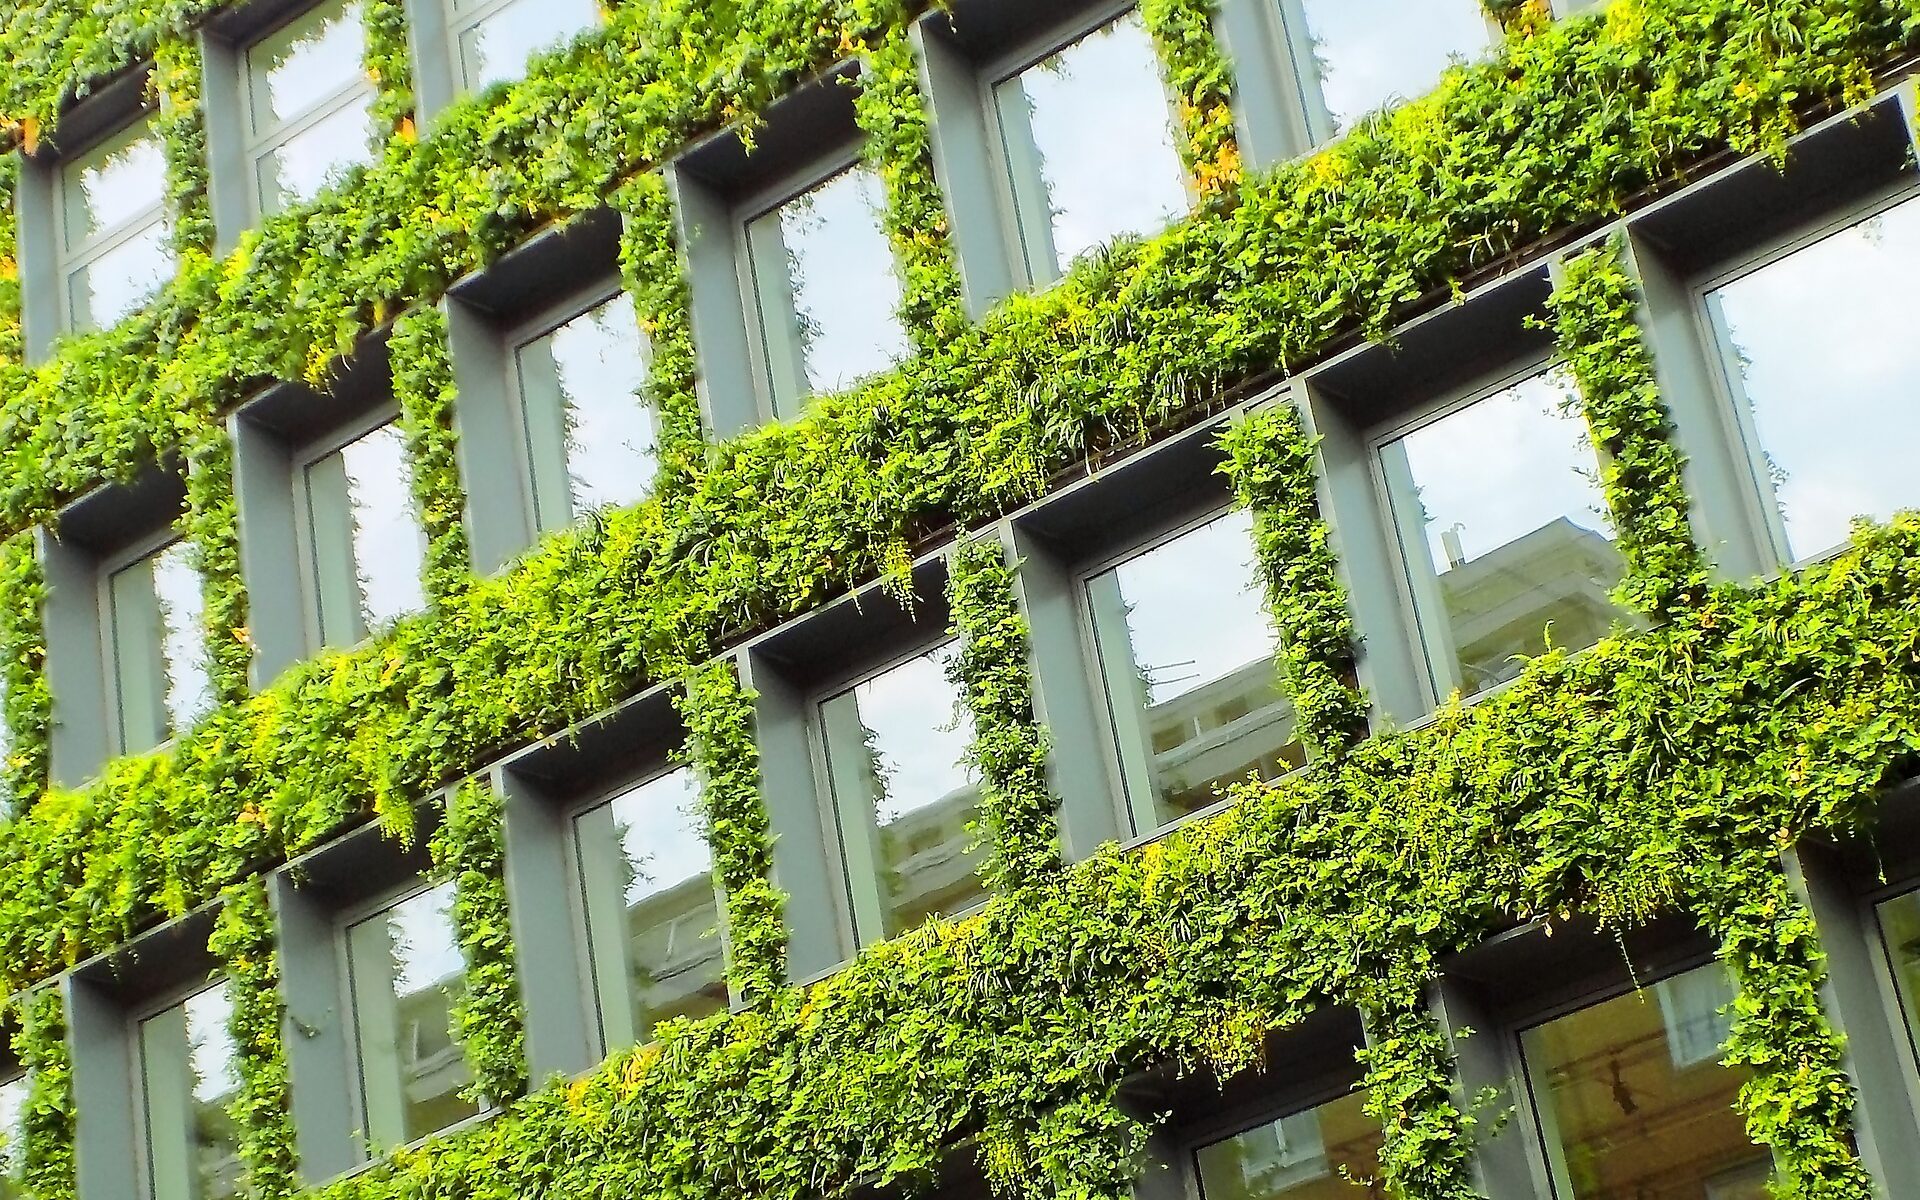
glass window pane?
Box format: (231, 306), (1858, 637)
(1384, 368), (1625, 698)
(0, 1072), (27, 1185)
(1193, 1090), (1385, 1200)
(137, 983), (242, 1200)
(997, 11), (1188, 274)
(328, 422), (428, 631)
(517, 292), (658, 524)
(576, 767), (726, 1047)
(61, 123), (166, 250)
(351, 883), (478, 1144)
(750, 166), (909, 401)
(110, 540), (212, 750)
(254, 95), (379, 213)
(246, 0), (367, 133)
(456, 0), (599, 92)
(153, 541), (213, 733)
(1090, 510), (1299, 830)
(66, 217), (175, 332)
(1707, 195), (1920, 564)
(1520, 964), (1771, 1199)
(1876, 889), (1920, 1072)
(824, 642), (986, 939)
(1296, 0), (1494, 136)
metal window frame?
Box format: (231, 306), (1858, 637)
(289, 403), (414, 651)
(94, 525), (194, 759)
(127, 976), (236, 1200)
(236, 0), (379, 219)
(50, 113), (172, 335)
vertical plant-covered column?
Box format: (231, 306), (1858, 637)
(1220, 405), (1371, 758)
(0, 533), (50, 813)
(429, 778), (531, 1103)
(853, 29), (969, 351)
(154, 33), (215, 258)
(945, 535), (1062, 891)
(0, 155), (22, 365)
(390, 305), (474, 605)
(676, 660), (788, 1003)
(364, 0), (417, 137)
(1357, 1000), (1489, 1200)
(1139, 0), (1241, 198)
(9, 988), (76, 1200)
(1548, 241), (1710, 620)
(209, 879), (300, 1200)
(981, 1092), (1148, 1200)
(613, 174), (707, 497)
(183, 425), (252, 709)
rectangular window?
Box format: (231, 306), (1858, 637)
(573, 765), (726, 1052)
(1519, 963), (1771, 1199)
(106, 539), (212, 754)
(1875, 889), (1920, 1073)
(991, 10), (1188, 281)
(450, 0), (599, 94)
(243, 0), (379, 215)
(1193, 1090), (1385, 1200)
(344, 882), (479, 1148)
(136, 981), (242, 1200)
(513, 290), (659, 531)
(819, 641), (986, 943)
(1380, 366), (1625, 700)
(1705, 192), (1920, 565)
(744, 165), (908, 416)
(303, 420), (428, 646)
(58, 117), (173, 332)
(1289, 0), (1494, 138)
(1087, 509), (1300, 834)
(0, 1068), (28, 1188)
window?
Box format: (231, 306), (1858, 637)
(449, 0), (599, 94)
(1379, 365), (1625, 700)
(1875, 889), (1920, 1072)
(573, 765), (726, 1053)
(1193, 1090), (1385, 1200)
(1703, 192), (1920, 566)
(744, 164), (909, 416)
(242, 0), (380, 215)
(991, 10), (1188, 282)
(819, 642), (985, 942)
(302, 419), (428, 647)
(57, 115), (174, 333)
(513, 290), (659, 531)
(105, 537), (213, 753)
(344, 881), (479, 1147)
(1086, 509), (1299, 834)
(1285, 0), (1495, 139)
(1519, 963), (1771, 1199)
(136, 981), (242, 1200)
(0, 1065), (27, 1193)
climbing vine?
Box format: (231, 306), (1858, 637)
(429, 778), (530, 1104)
(612, 173), (707, 496)
(0, 535), (50, 814)
(209, 879), (300, 1200)
(154, 33), (214, 259)
(9, 989), (75, 1200)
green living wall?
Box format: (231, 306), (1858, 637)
(0, 0), (1918, 1198)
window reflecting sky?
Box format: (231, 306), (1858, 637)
(152, 539), (213, 734)
(1004, 11), (1188, 272)
(64, 126), (166, 248)
(251, 0), (365, 127)
(259, 96), (377, 210)
(607, 767), (708, 908)
(460, 0), (599, 92)
(0, 1073), (26, 1178)
(540, 292), (658, 514)
(849, 642), (974, 825)
(769, 166), (909, 397)
(70, 218), (174, 331)
(387, 882), (464, 996)
(1391, 369), (1610, 571)
(1110, 510), (1275, 707)
(1193, 1089), (1384, 1200)
(1298, 0), (1493, 135)
(183, 982), (241, 1105)
(1710, 195), (1920, 563)
(338, 423), (427, 629)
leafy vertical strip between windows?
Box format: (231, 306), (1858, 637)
(675, 660), (787, 1003)
(1357, 1000), (1490, 1200)
(980, 1090), (1148, 1200)
(363, 0), (417, 136)
(1137, 0), (1241, 199)
(209, 878), (300, 1200)
(428, 777), (531, 1103)
(155, 32), (215, 258)
(1548, 241), (1710, 619)
(391, 305), (475, 607)
(944, 534), (1061, 891)
(0, 154), (21, 364)
(0, 533), (50, 813)
(183, 424), (251, 710)
(1219, 405), (1370, 757)
(613, 174), (705, 498)
(851, 29), (968, 351)
(7, 988), (75, 1200)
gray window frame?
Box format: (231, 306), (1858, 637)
(233, 0), (379, 221)
(94, 524), (200, 760)
(127, 975), (239, 1200)
(290, 403), (420, 651)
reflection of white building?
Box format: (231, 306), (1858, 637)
(1437, 518), (1627, 692)
(395, 979), (477, 1131)
(1144, 660), (1302, 815)
(622, 875), (728, 1026)
(879, 783), (987, 929)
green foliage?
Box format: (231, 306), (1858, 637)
(155, 33), (215, 258)
(945, 535), (1062, 891)
(0, 535), (50, 812)
(612, 173), (706, 495)
(1357, 1004), (1486, 1200)
(429, 779), (531, 1103)
(1139, 0), (1241, 197)
(362, 0), (416, 136)
(209, 879), (300, 1200)
(183, 424), (252, 709)
(675, 660), (787, 1002)
(9, 989), (75, 1200)
(390, 305), (474, 607)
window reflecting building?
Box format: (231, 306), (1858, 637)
(137, 982), (243, 1200)
(1194, 1090), (1387, 1200)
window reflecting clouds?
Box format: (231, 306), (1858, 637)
(1382, 368), (1626, 698)
(1708, 195), (1920, 563)
(109, 539), (212, 753)
(1520, 964), (1771, 1199)
(153, 541), (214, 734)
(256, 99), (378, 211)
(335, 422), (428, 632)
(62, 128), (167, 248)
(823, 642), (986, 940)
(576, 767), (725, 1050)
(246, 0), (377, 213)
(516, 292), (658, 528)
(457, 0), (600, 92)
(1194, 1091), (1385, 1200)
(1296, 0), (1494, 136)
(60, 120), (173, 331)
(996, 11), (1188, 276)
(67, 218), (174, 332)
(1089, 510), (1299, 831)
